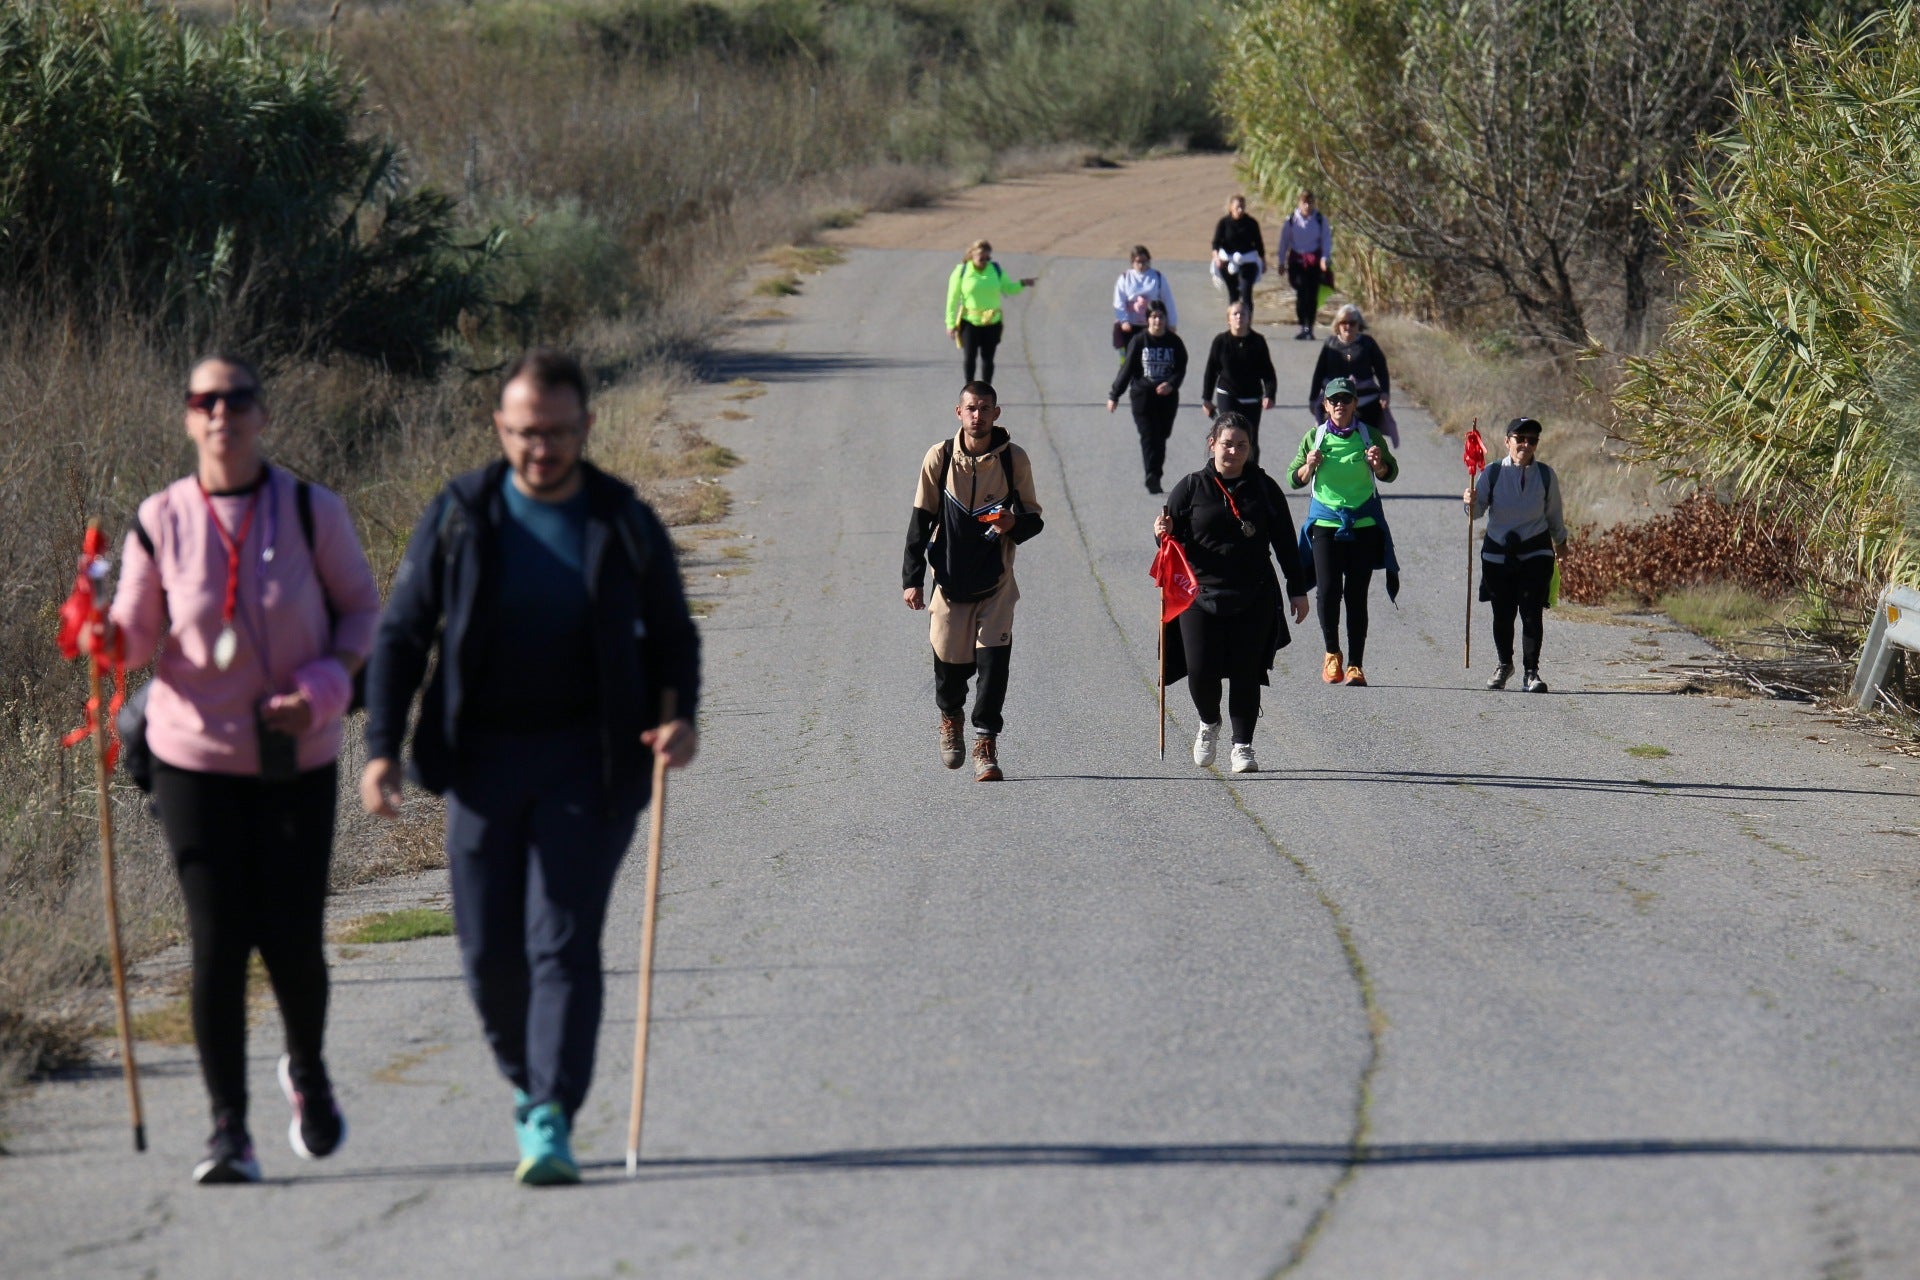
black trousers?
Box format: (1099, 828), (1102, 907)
(1178, 605), (1268, 745)
(1289, 261), (1323, 329)
(1224, 265), (1259, 308)
(959, 321), (1004, 385)
(934, 644), (1011, 735)
(1212, 392), (1264, 461)
(1485, 557), (1552, 668)
(1129, 388), (1179, 487)
(445, 728), (641, 1121)
(1310, 524), (1384, 666)
(152, 759), (339, 1129)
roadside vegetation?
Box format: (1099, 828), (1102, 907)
(1220, 0), (1920, 677)
(0, 0), (1225, 1105)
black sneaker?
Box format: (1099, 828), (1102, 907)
(1145, 476), (1163, 495)
(279, 1054), (346, 1159)
(1523, 670), (1549, 693)
(193, 1116), (261, 1184)
(1486, 663), (1514, 690)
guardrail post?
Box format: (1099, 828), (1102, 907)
(1852, 584), (1920, 710)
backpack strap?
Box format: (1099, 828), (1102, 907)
(938, 438), (955, 496)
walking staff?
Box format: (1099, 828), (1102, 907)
(1463, 421), (1486, 667)
(363, 348), (701, 1187)
(627, 690), (676, 1177)
(57, 523), (145, 1154)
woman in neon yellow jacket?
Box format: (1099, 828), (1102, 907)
(945, 239), (1037, 386)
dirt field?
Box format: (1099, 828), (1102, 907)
(823, 152), (1260, 263)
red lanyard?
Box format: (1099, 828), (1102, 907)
(195, 480), (262, 631)
(1209, 471), (1248, 523)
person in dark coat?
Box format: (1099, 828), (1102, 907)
(362, 348), (701, 1187)
(1210, 194), (1266, 310)
(1201, 298), (1277, 454)
(1308, 304), (1394, 441)
(1108, 301), (1189, 494)
(1153, 413), (1311, 774)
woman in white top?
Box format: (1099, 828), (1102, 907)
(1112, 244), (1177, 349)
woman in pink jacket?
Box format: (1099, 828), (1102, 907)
(94, 355), (381, 1184)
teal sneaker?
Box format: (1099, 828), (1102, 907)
(514, 1102), (580, 1186)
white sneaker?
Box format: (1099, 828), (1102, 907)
(1229, 743), (1258, 773)
(1192, 722), (1220, 767)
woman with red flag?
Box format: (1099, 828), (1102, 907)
(1153, 414), (1311, 773)
(86, 355), (380, 1184)
(1464, 417), (1568, 692)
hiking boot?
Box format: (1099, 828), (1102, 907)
(971, 734), (1003, 782)
(278, 1054), (346, 1160)
(938, 715), (965, 769)
(1486, 663), (1514, 690)
(1321, 652), (1344, 684)
(1524, 670), (1549, 693)
(1343, 666), (1368, 687)
(515, 1102), (580, 1187)
(1229, 743), (1258, 774)
(1192, 721), (1220, 767)
(193, 1116), (261, 1185)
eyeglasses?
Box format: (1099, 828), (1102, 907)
(185, 388), (260, 413)
(1511, 435), (1540, 445)
(502, 425), (582, 448)
(1327, 395), (1356, 405)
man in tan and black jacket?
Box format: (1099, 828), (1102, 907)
(902, 380), (1045, 781)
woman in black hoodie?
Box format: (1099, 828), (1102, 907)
(1107, 301), (1189, 494)
(1201, 299), (1277, 454)
(1307, 304), (1393, 439)
(1152, 413), (1311, 774)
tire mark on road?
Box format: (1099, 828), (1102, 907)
(1016, 288), (1385, 1279)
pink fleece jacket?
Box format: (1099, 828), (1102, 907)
(110, 467), (382, 776)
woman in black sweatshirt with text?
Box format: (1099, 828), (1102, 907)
(1107, 301), (1189, 494)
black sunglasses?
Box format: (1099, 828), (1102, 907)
(1327, 394), (1356, 405)
(186, 387), (260, 413)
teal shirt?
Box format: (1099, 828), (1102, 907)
(1288, 425), (1398, 526)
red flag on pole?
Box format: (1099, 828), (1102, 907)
(57, 525), (125, 771)
(1149, 536), (1198, 623)
(1463, 425), (1487, 478)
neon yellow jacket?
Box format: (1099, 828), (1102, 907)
(946, 259), (1024, 329)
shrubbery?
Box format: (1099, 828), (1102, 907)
(1615, 3), (1920, 600)
(0, 0), (489, 371)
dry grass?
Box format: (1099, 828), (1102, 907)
(1371, 314), (1664, 529)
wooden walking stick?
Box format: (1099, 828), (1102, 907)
(59, 522), (145, 1152)
(90, 625), (146, 1153)
(1158, 579), (1167, 760)
(1463, 419), (1486, 669)
(626, 689), (677, 1177)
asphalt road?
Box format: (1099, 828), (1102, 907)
(7, 246), (1920, 1280)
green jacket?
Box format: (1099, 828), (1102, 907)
(946, 259), (1024, 329)
(1287, 423), (1399, 526)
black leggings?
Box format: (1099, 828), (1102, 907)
(1290, 262), (1323, 329)
(959, 321), (1003, 385)
(1485, 557), (1552, 668)
(1178, 605), (1268, 745)
(152, 760), (339, 1129)
(1224, 265), (1259, 308)
(1130, 389), (1179, 487)
(1310, 524), (1383, 666)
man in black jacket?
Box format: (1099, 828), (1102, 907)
(361, 348), (700, 1187)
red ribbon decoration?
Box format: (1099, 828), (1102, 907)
(57, 525), (126, 772)
(1463, 425), (1487, 479)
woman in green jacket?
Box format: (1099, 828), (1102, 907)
(1287, 376), (1399, 687)
(946, 239), (1037, 386)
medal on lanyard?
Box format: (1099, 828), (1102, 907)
(1211, 472), (1257, 538)
(197, 479), (262, 672)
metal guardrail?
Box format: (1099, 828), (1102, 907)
(1850, 584), (1920, 710)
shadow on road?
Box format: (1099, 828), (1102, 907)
(1239, 768), (1906, 801)
(701, 351), (925, 383)
(281, 1136), (1920, 1187)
